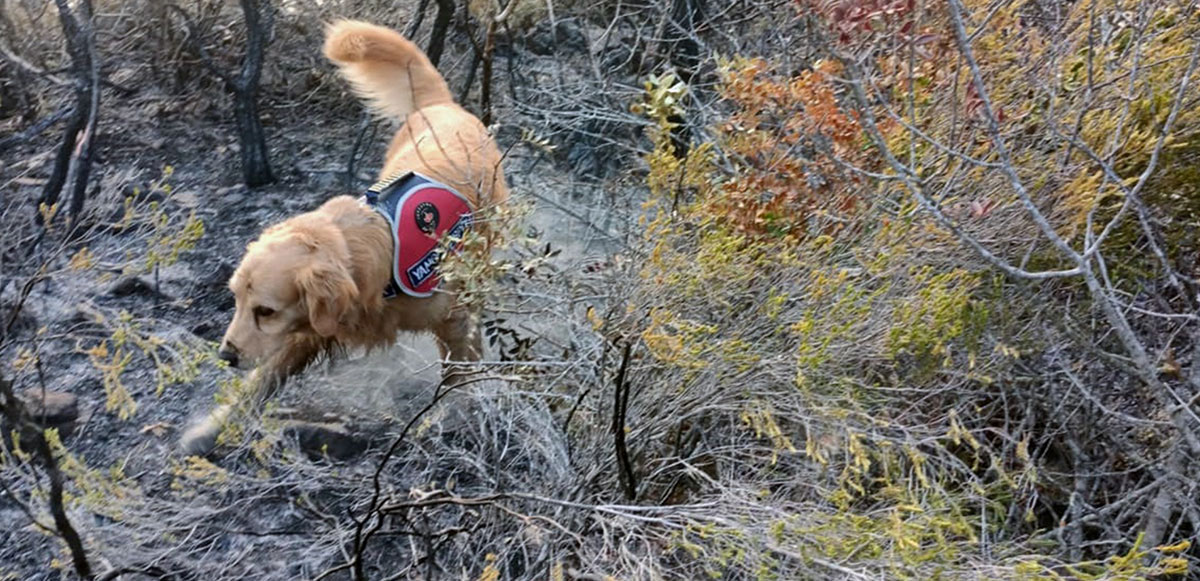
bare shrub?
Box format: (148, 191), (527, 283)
(5, 0), (1200, 579)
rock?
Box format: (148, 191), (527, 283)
(17, 389), (79, 429)
(216, 185), (246, 206)
(196, 262), (236, 311)
(269, 408), (379, 460)
(282, 421), (371, 460)
(526, 20), (588, 56)
(0, 305), (37, 339)
(106, 183), (166, 227)
(191, 321), (222, 342)
(600, 44), (638, 74)
(200, 262), (235, 289)
(107, 275), (166, 299)
(171, 190), (199, 207)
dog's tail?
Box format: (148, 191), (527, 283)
(324, 20), (454, 120)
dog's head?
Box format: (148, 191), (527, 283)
(218, 216), (359, 369)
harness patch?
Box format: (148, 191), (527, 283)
(414, 201), (439, 233)
(365, 172), (473, 298)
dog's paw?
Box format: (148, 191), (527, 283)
(178, 419), (219, 457)
(177, 405), (231, 457)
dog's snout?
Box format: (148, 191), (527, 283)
(217, 345), (240, 368)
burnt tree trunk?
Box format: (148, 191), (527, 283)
(0, 2), (36, 122)
(477, 0), (520, 125)
(459, 48), (480, 104)
(667, 0), (705, 83)
(664, 0), (705, 160)
(230, 0), (274, 188)
(480, 17), (497, 126)
(37, 0), (100, 227)
(171, 0), (275, 187)
(404, 0), (431, 38)
(233, 88), (273, 187)
(427, 0), (455, 67)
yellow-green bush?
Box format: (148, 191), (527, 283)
(613, 1), (1198, 575)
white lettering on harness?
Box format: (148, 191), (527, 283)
(404, 214), (473, 289)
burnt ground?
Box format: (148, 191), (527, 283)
(0, 16), (641, 579)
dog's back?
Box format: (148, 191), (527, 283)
(324, 20), (507, 209)
(180, 22), (505, 457)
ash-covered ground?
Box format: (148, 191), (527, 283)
(1, 13), (643, 578)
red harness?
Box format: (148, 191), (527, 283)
(364, 172), (474, 298)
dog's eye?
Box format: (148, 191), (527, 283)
(253, 306), (276, 318)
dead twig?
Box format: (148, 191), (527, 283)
(612, 340), (637, 501)
(0, 374), (92, 579)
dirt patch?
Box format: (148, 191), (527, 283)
(0, 8), (644, 575)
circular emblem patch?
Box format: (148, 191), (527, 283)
(414, 201), (439, 234)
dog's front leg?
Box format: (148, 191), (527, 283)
(432, 304), (484, 387)
(433, 304), (483, 362)
(179, 337), (327, 456)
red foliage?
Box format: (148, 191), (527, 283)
(711, 59), (871, 237)
(808, 0), (915, 43)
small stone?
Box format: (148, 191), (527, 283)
(191, 321), (221, 341)
(17, 389), (79, 427)
(107, 184), (166, 226)
(107, 275), (154, 298)
(172, 190), (198, 207)
(269, 408), (376, 460)
(215, 186), (246, 206)
(282, 421), (371, 460)
(201, 262), (235, 289)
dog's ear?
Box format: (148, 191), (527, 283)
(298, 257), (360, 337)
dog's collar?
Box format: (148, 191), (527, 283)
(361, 171), (474, 299)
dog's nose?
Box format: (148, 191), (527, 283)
(217, 348), (239, 368)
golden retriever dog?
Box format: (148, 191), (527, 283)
(179, 20), (508, 455)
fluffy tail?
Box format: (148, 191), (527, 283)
(324, 20), (454, 119)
